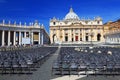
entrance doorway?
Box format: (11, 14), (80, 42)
(86, 36), (88, 41)
(53, 34), (56, 43)
(65, 36), (68, 42)
(97, 34), (101, 41)
(75, 36), (78, 41)
(72, 38), (73, 42)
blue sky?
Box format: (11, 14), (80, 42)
(0, 0), (120, 33)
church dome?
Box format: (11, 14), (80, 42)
(65, 7), (80, 21)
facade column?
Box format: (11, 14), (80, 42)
(19, 31), (21, 45)
(62, 30), (65, 42)
(82, 29), (85, 42)
(24, 32), (26, 38)
(69, 29), (72, 42)
(39, 32), (40, 45)
(73, 29), (75, 42)
(14, 31), (16, 46)
(2, 30), (5, 46)
(78, 29), (80, 41)
(8, 31), (11, 46)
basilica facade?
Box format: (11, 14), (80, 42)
(50, 8), (105, 44)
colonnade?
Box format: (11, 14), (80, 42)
(105, 34), (120, 44)
(0, 30), (43, 46)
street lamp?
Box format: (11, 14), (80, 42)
(90, 32), (94, 46)
(90, 26), (94, 46)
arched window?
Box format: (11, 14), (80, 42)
(53, 22), (56, 25)
(97, 21), (100, 24)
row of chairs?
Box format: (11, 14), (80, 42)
(0, 46), (57, 74)
(52, 47), (120, 75)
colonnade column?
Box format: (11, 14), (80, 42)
(2, 30), (5, 46)
(19, 31), (21, 45)
(8, 31), (10, 46)
(41, 30), (43, 45)
(31, 32), (33, 45)
(14, 31), (16, 46)
(24, 32), (26, 38)
(39, 32), (40, 45)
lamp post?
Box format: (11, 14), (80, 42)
(59, 26), (60, 44)
(90, 32), (94, 46)
(103, 35), (106, 44)
(90, 26), (94, 46)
